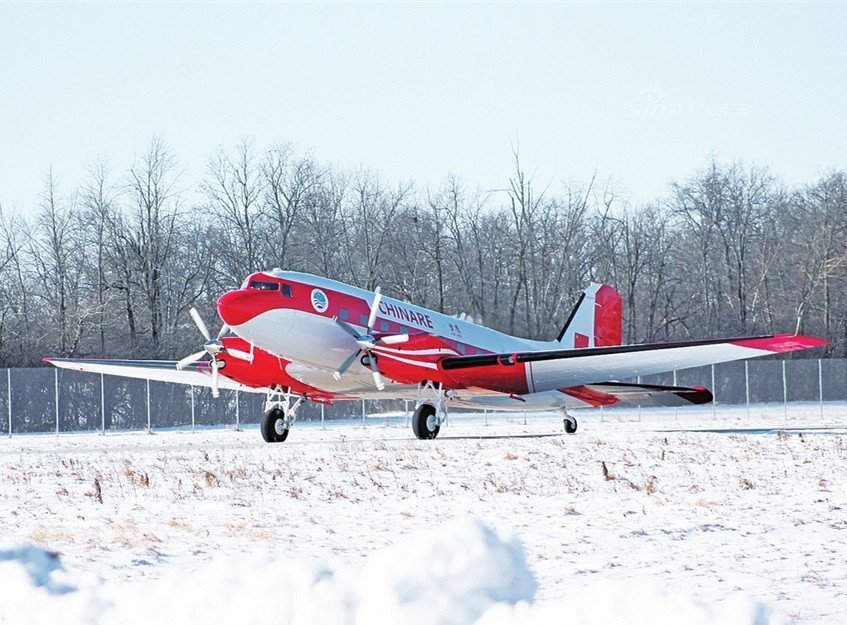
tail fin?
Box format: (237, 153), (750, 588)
(557, 283), (622, 348)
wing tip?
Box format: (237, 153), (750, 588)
(732, 334), (828, 353)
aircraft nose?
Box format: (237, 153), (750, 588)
(217, 290), (262, 327)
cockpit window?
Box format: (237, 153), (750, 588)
(281, 284), (293, 298)
(249, 280), (279, 291)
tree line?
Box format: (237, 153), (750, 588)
(1, 136), (845, 367)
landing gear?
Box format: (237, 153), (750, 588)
(261, 408), (290, 443)
(260, 386), (305, 443)
(412, 380), (455, 440)
(412, 403), (440, 439)
(563, 412), (578, 434)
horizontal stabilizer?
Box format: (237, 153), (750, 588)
(563, 382), (713, 408)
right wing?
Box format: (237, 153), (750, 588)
(44, 358), (264, 393)
(439, 334), (827, 395)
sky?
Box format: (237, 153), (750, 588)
(1, 2), (846, 213)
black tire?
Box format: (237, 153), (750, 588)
(563, 416), (578, 434)
(260, 408), (290, 443)
(412, 403), (440, 440)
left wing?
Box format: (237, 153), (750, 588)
(438, 334), (826, 395)
(45, 358), (263, 393)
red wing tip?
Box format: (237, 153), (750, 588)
(42, 357), (55, 364)
(732, 334), (828, 353)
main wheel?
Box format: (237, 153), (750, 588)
(412, 403), (440, 440)
(260, 408), (290, 443)
(563, 415), (578, 434)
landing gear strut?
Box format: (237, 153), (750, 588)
(260, 386), (305, 443)
(412, 381), (455, 440)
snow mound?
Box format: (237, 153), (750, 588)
(0, 544), (74, 595)
(478, 582), (784, 625)
(356, 516), (536, 625)
(0, 518), (782, 625)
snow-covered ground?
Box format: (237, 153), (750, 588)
(1, 404), (846, 624)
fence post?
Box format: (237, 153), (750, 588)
(818, 358), (824, 419)
(321, 403), (325, 429)
(744, 361), (750, 419)
(672, 369), (678, 421)
(190, 385), (195, 432)
(235, 389), (241, 431)
(6, 368), (10, 438)
(100, 372), (106, 435)
(404, 400), (409, 428)
(782, 360), (788, 421)
(54, 367), (59, 436)
(361, 399), (366, 428)
(146, 378), (152, 433)
(637, 375), (642, 422)
(711, 364), (716, 420)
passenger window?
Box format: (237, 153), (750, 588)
(281, 284), (293, 298)
(248, 280), (279, 291)
(360, 314), (369, 326)
(339, 308), (349, 320)
(457, 343), (467, 354)
(380, 321), (390, 331)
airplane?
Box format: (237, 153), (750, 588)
(47, 269), (826, 442)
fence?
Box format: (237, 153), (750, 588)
(2, 358), (846, 436)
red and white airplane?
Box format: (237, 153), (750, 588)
(47, 269), (826, 442)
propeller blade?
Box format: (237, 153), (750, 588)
(376, 333), (409, 345)
(367, 287), (382, 332)
(333, 349), (361, 380)
(334, 317), (361, 339)
(225, 347), (253, 362)
(190, 307), (211, 341)
(370, 358), (386, 391)
(176, 350), (207, 370)
(210, 358), (220, 398)
(216, 323), (230, 340)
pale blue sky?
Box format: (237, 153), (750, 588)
(1, 2), (845, 212)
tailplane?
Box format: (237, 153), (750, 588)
(557, 283), (622, 348)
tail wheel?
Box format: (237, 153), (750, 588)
(412, 403), (440, 440)
(261, 408), (290, 443)
(563, 415), (578, 434)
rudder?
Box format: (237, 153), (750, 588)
(556, 283), (622, 348)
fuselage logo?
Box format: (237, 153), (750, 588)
(311, 288), (329, 313)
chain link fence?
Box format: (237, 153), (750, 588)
(1, 358), (845, 436)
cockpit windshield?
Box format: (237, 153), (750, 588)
(248, 280), (280, 291)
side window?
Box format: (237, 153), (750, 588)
(339, 308), (349, 320)
(359, 314), (369, 326)
(379, 320), (390, 331)
(457, 343), (467, 355)
(281, 284), (293, 298)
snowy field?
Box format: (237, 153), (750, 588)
(2, 404), (846, 624)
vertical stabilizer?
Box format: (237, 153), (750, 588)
(556, 283), (622, 348)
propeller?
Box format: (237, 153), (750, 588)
(333, 287), (409, 391)
(176, 307), (254, 398)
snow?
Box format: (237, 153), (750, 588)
(1, 404), (846, 624)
